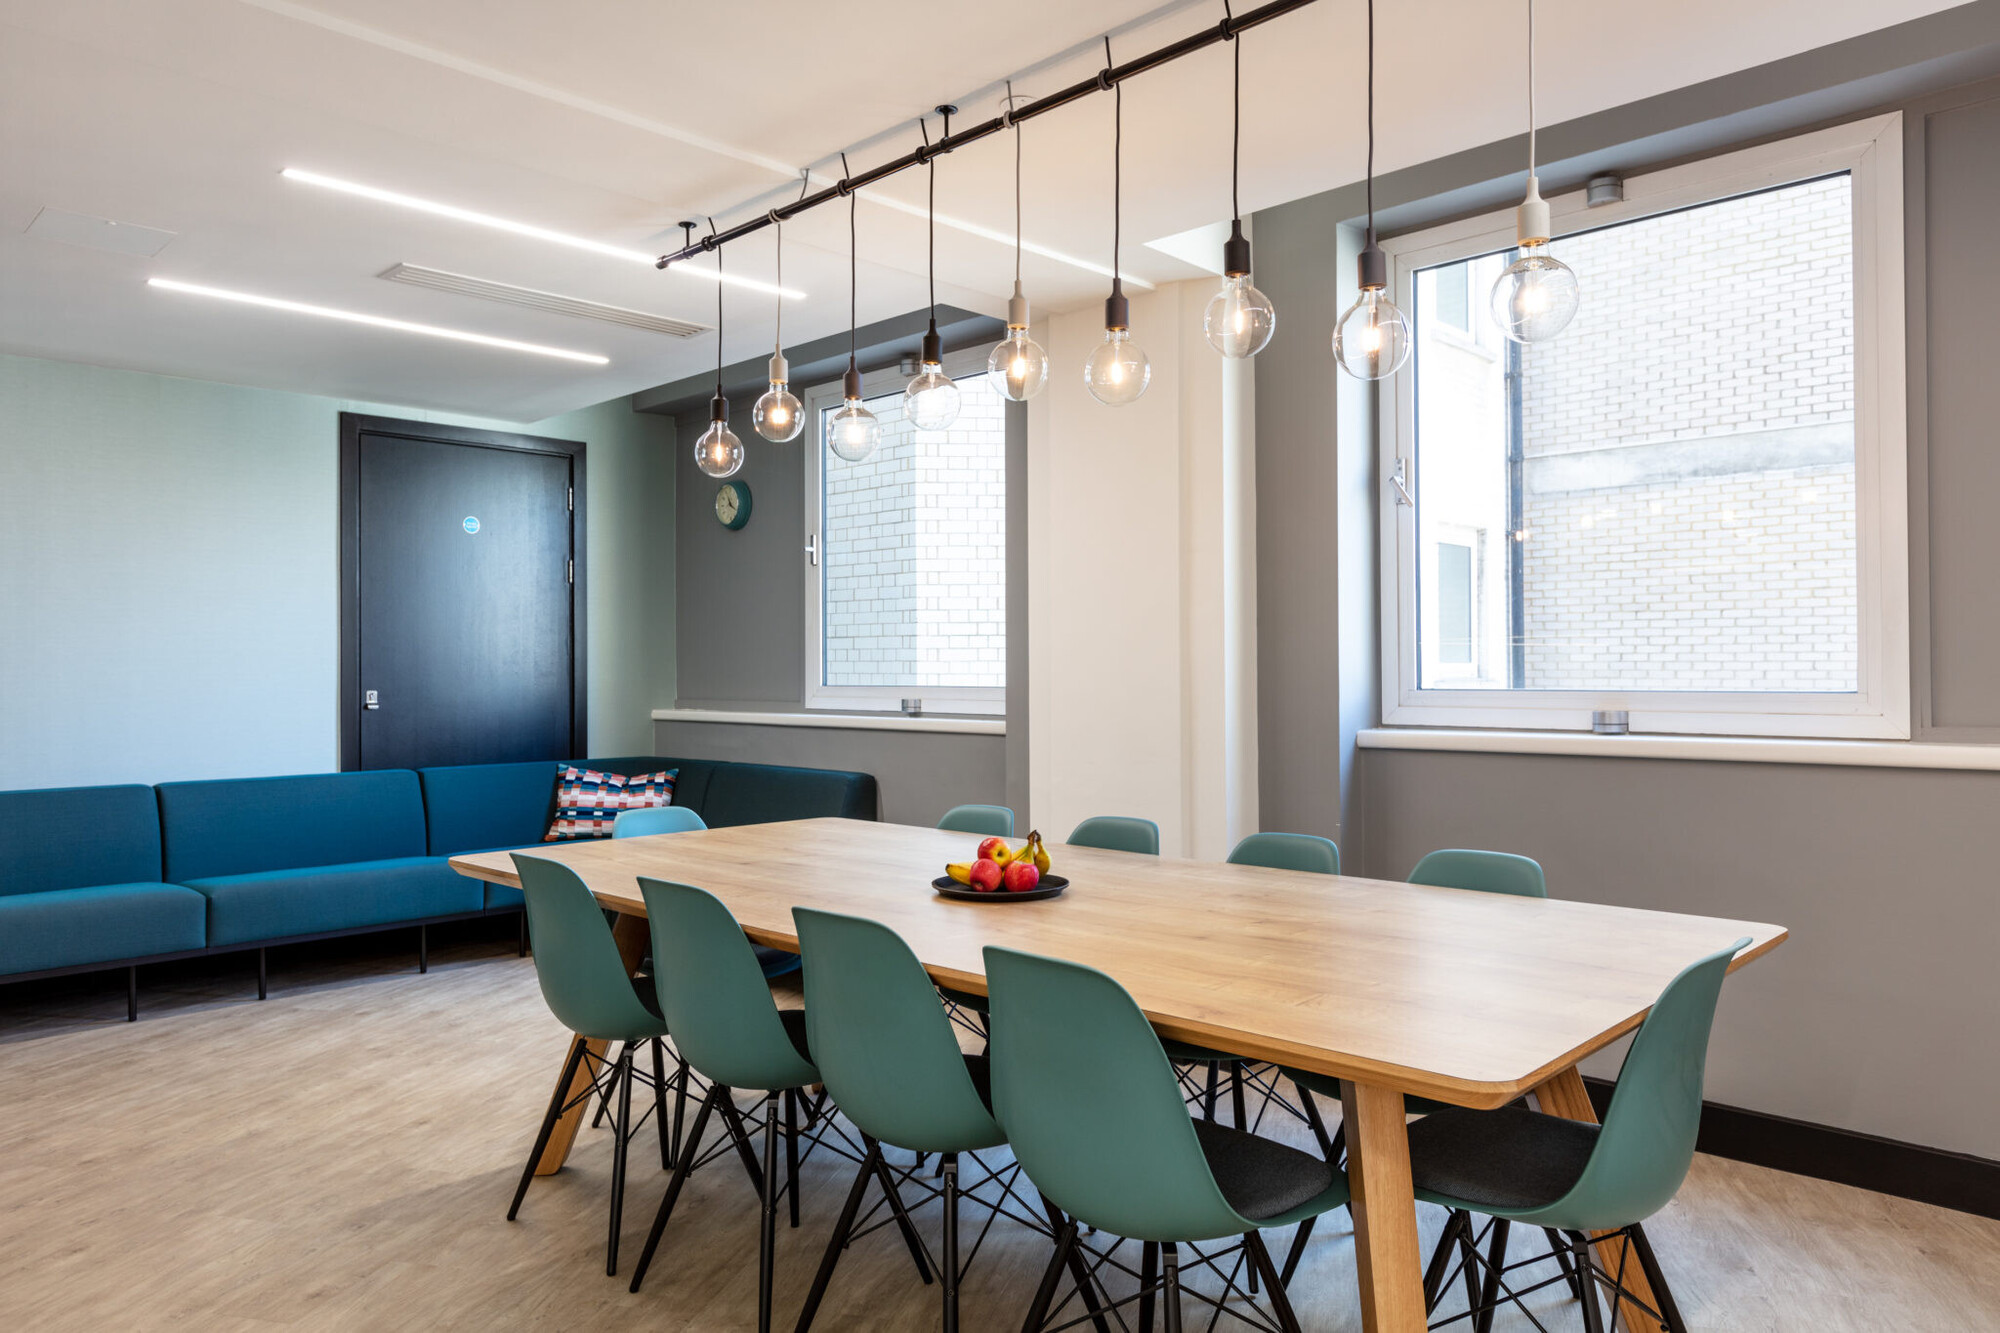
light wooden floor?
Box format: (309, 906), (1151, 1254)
(2, 932), (1995, 1332)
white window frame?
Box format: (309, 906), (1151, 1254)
(1378, 113), (1910, 739)
(802, 346), (1007, 715)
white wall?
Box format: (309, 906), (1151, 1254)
(1026, 281), (1258, 857)
(0, 352), (675, 789)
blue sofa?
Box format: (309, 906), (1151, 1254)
(0, 755), (877, 1019)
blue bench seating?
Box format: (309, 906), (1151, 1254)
(0, 755), (878, 1019)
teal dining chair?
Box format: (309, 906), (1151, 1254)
(1168, 832), (1343, 1130)
(625, 880), (928, 1331)
(791, 908), (1087, 1333)
(505, 854), (679, 1277)
(936, 804), (1015, 837)
(1068, 815), (1160, 855)
(985, 945), (1349, 1332)
(1412, 938), (1750, 1333)
(612, 806), (707, 837)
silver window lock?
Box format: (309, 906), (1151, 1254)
(1592, 710), (1629, 734)
(901, 698), (923, 716)
(363, 690), (380, 711)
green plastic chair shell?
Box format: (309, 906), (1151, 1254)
(1409, 848), (1547, 898)
(1417, 937), (1750, 1231)
(984, 945), (1347, 1244)
(1228, 832), (1341, 876)
(613, 806), (707, 837)
(637, 877), (818, 1093)
(937, 804), (1015, 837)
(794, 908), (1004, 1155)
(509, 853), (669, 1044)
(1068, 816), (1160, 856)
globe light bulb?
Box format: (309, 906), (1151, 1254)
(988, 287), (1048, 401)
(695, 398), (744, 478)
(904, 362), (960, 430)
(1085, 329), (1150, 405)
(1491, 241), (1579, 342)
(752, 353), (804, 443)
(828, 396), (880, 463)
(1332, 287), (1411, 381)
(1205, 274), (1276, 359)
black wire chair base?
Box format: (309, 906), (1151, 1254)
(1422, 1211), (1686, 1333)
(1027, 1223), (1307, 1333)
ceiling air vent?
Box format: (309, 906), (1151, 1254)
(378, 263), (708, 338)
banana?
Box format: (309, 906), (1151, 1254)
(946, 862), (975, 885)
(1025, 830), (1051, 875)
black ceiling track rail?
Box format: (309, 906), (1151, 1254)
(655, 0), (1323, 270)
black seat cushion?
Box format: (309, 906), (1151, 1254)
(778, 1007), (814, 1064)
(1406, 1105), (1599, 1211)
(1191, 1120), (1338, 1222)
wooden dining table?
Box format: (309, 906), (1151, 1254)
(451, 817), (1786, 1333)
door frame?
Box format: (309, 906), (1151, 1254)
(338, 413), (587, 771)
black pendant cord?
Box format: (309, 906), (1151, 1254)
(710, 216), (722, 398)
(1107, 34), (1121, 296)
(1228, 2), (1240, 224)
(1365, 0), (1376, 248)
(844, 151), (856, 375)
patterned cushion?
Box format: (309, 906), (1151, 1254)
(544, 767), (677, 841)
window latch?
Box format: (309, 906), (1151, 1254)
(1391, 457), (1415, 507)
(805, 532), (818, 567)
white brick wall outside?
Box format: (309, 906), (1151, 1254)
(1417, 174), (1860, 693)
(822, 371), (1007, 688)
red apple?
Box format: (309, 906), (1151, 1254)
(968, 858), (1004, 892)
(976, 836), (1012, 864)
(1003, 861), (1041, 893)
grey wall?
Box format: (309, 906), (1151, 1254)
(0, 352), (675, 788)
(666, 338), (1029, 827)
(653, 718), (1005, 829)
(1251, 15), (2000, 1159)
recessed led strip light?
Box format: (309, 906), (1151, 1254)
(147, 278), (610, 364)
(281, 169), (805, 300)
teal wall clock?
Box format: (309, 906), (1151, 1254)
(714, 479), (751, 530)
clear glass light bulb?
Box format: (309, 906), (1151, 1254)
(988, 327), (1049, 401)
(1332, 289), (1412, 381)
(827, 398), (881, 462)
(694, 419), (744, 478)
(752, 381), (804, 442)
(1084, 328), (1151, 405)
(1490, 241), (1580, 343)
(1204, 274), (1276, 358)
(903, 362), (961, 430)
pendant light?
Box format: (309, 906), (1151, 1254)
(694, 221), (746, 478)
(828, 161), (883, 463)
(1084, 39), (1150, 406)
(1332, 0), (1411, 381)
(987, 81), (1050, 400)
(903, 109), (962, 430)
(1490, 0), (1579, 342)
(1204, 15), (1276, 359)
(752, 201), (805, 443)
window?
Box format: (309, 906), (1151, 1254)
(804, 348), (1007, 714)
(1380, 116), (1909, 738)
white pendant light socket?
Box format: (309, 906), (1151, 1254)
(1516, 175), (1552, 246)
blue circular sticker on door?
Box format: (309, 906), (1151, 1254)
(462, 516), (480, 534)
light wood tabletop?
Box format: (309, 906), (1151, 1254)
(452, 817), (1786, 1332)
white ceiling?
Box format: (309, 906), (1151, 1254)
(0, 0), (1966, 420)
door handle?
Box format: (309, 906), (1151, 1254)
(363, 690), (380, 710)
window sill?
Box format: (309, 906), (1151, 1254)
(653, 708), (1005, 737)
(1358, 728), (2000, 772)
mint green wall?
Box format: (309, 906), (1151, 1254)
(0, 352), (675, 788)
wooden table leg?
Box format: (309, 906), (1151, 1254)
(1340, 1080), (1427, 1333)
(1532, 1066), (1666, 1332)
(532, 911), (651, 1176)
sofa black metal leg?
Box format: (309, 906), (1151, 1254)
(1247, 1231), (1303, 1333)
(416, 923), (428, 974)
(759, 1091), (781, 1333)
(1628, 1223), (1688, 1333)
(127, 965), (138, 1022)
(630, 1083), (722, 1293)
(510, 1036), (587, 1220)
(257, 947), (267, 1000)
(606, 1047), (635, 1276)
(793, 1144), (879, 1333)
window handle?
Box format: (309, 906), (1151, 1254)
(805, 532), (818, 566)
(1391, 457), (1415, 507)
